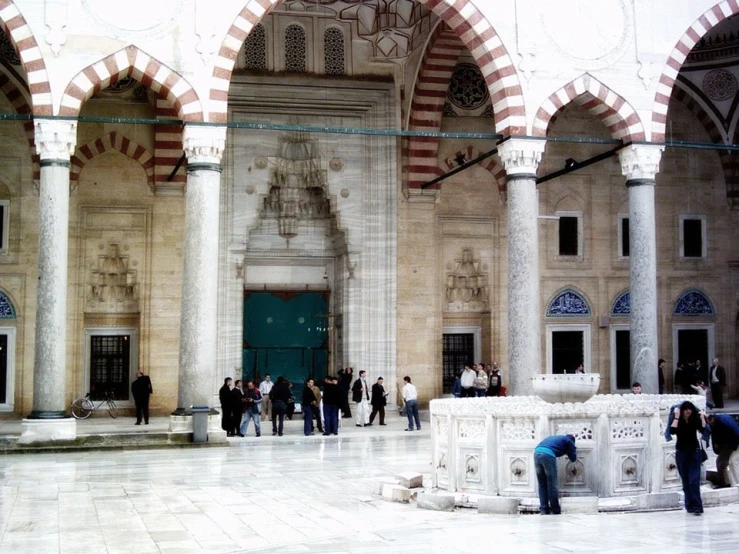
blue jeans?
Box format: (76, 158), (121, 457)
(534, 452), (560, 514)
(323, 404), (339, 434)
(240, 411), (260, 436)
(405, 399), (420, 430)
(676, 449), (703, 513)
(475, 388), (486, 397)
(303, 405), (314, 435)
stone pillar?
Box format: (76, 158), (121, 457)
(619, 145), (663, 394)
(498, 139), (546, 396)
(21, 120), (77, 443)
(174, 125), (226, 414)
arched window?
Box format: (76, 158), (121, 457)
(324, 27), (345, 75)
(285, 24), (306, 73)
(546, 289), (591, 317)
(244, 24), (267, 70)
(611, 290), (630, 317)
(0, 290), (15, 319)
(673, 289), (715, 316)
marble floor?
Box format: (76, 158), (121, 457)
(0, 412), (738, 554)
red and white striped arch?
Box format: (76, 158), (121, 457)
(70, 131), (154, 189)
(59, 46), (203, 122)
(652, 0), (739, 142)
(0, 69), (39, 181)
(441, 145), (506, 193)
(0, 0), (52, 115)
(532, 74), (646, 141)
(210, 0), (524, 133)
(406, 25), (465, 190)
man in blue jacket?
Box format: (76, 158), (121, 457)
(707, 413), (739, 487)
(534, 434), (577, 515)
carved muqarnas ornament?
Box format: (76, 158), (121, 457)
(87, 243), (139, 313)
(445, 248), (488, 312)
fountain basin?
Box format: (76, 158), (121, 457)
(531, 374), (600, 403)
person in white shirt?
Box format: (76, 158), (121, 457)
(402, 376), (421, 431)
(258, 374), (274, 422)
(460, 365), (476, 398)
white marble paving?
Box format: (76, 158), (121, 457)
(0, 412), (737, 553)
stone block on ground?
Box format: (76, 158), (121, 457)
(395, 472), (423, 488)
(635, 492), (680, 510)
(381, 483), (413, 503)
(478, 496), (520, 514)
(416, 491), (455, 512)
(702, 486), (739, 506)
(377, 478), (400, 495)
(560, 496), (598, 514)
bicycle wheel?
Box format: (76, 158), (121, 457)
(71, 397), (93, 419)
(107, 400), (118, 419)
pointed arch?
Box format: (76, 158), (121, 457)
(546, 287), (592, 318)
(440, 145), (506, 193)
(70, 132), (154, 190)
(59, 46), (203, 121)
(652, 0), (739, 141)
(611, 289), (630, 317)
(0, 67), (38, 182)
(0, 0), (52, 115)
(210, 0), (524, 133)
(532, 74), (645, 141)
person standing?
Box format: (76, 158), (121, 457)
(352, 370), (371, 427)
(302, 378), (318, 436)
(706, 413), (739, 488)
(533, 434), (577, 515)
(309, 379), (324, 434)
(402, 376), (421, 431)
(240, 381), (262, 437)
(694, 360), (707, 387)
(658, 358), (666, 394)
(131, 370), (153, 425)
(674, 362), (686, 394)
(230, 380), (245, 437)
(338, 367), (353, 418)
(670, 401), (707, 515)
(460, 365), (476, 398)
(269, 376), (291, 436)
(219, 377), (233, 436)
(474, 364), (488, 397)
(369, 377), (388, 426)
(259, 374), (274, 422)
(708, 358), (727, 409)
(487, 365), (501, 397)
(452, 373), (462, 398)
(322, 375), (340, 435)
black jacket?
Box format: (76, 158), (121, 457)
(302, 386), (317, 407)
(338, 371), (353, 392)
(269, 382), (292, 404)
(352, 378), (370, 402)
(371, 383), (386, 407)
(323, 382), (341, 406)
(219, 385), (231, 409)
(131, 375), (152, 402)
(230, 387), (244, 412)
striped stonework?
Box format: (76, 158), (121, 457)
(532, 74), (645, 141)
(652, 0), (739, 141)
(0, 0), (52, 116)
(0, 70), (38, 182)
(70, 132), (155, 191)
(407, 25), (464, 190)
(441, 145), (506, 194)
(154, 94), (186, 191)
(211, 0), (525, 134)
(59, 46), (203, 122)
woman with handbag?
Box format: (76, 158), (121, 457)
(669, 400), (708, 515)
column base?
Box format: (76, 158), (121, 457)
(168, 413), (227, 443)
(19, 417), (77, 444)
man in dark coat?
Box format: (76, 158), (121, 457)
(369, 376), (388, 426)
(322, 376), (341, 435)
(338, 367), (353, 418)
(709, 358), (727, 409)
(219, 377), (233, 436)
(230, 380), (245, 437)
(131, 370), (153, 425)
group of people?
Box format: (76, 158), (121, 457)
(674, 357), (727, 408)
(453, 362), (504, 398)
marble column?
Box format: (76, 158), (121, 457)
(21, 120), (77, 443)
(498, 139), (546, 396)
(619, 144), (664, 394)
(175, 125), (226, 413)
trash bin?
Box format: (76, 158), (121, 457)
(191, 406), (210, 443)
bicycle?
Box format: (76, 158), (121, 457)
(71, 391), (118, 419)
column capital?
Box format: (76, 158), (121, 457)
(497, 138), (546, 177)
(618, 144), (664, 181)
(183, 125), (226, 165)
(34, 120), (77, 162)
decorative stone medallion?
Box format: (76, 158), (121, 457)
(541, 0), (634, 70)
(702, 69), (738, 102)
(254, 157), (268, 170)
(448, 64), (490, 110)
(330, 158), (344, 171)
(82, 0), (182, 37)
